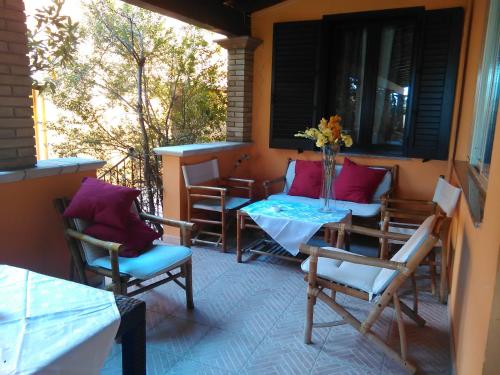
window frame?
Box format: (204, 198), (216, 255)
(469, 0), (500, 183)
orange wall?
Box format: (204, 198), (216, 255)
(0, 171), (96, 279)
(249, 0), (467, 201)
(250, 0), (500, 374)
(446, 0), (500, 370)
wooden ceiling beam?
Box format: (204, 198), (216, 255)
(223, 0), (285, 13)
(122, 0), (250, 36)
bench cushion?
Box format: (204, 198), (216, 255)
(284, 160), (392, 203)
(268, 193), (381, 218)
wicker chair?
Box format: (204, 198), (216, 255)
(56, 198), (195, 307)
(300, 214), (446, 374)
(182, 158), (254, 252)
(380, 176), (461, 303)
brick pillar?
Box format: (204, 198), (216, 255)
(0, 0), (36, 170)
(215, 36), (261, 142)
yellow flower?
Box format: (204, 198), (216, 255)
(316, 134), (327, 148)
(342, 134), (353, 147)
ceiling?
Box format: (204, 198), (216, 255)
(123, 0), (287, 36)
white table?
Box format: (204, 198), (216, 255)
(0, 265), (120, 375)
(237, 199), (352, 262)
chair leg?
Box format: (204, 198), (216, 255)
(184, 260), (194, 309)
(304, 294), (315, 344)
(221, 211), (227, 253)
(411, 273), (418, 313)
(429, 251), (437, 296)
(393, 293), (408, 361)
(439, 245), (448, 304)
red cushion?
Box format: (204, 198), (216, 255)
(334, 158), (387, 203)
(64, 178), (140, 229)
(84, 213), (161, 257)
(288, 160), (323, 199)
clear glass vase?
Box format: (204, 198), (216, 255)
(319, 144), (339, 212)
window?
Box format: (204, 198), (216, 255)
(270, 8), (464, 160)
(324, 11), (419, 155)
(469, 0), (500, 180)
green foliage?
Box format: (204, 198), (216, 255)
(47, 0), (227, 162)
(28, 0), (81, 92)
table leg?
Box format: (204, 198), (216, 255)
(237, 211), (242, 263)
(122, 317), (146, 375)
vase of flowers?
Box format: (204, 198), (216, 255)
(295, 115), (353, 212)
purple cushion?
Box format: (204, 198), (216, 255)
(288, 160), (323, 199)
(64, 178), (140, 229)
(334, 158), (386, 203)
(84, 213), (161, 258)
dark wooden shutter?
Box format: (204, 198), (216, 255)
(407, 8), (464, 160)
(269, 21), (321, 149)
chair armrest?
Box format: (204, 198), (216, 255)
(383, 208), (430, 222)
(221, 177), (255, 186)
(262, 176), (286, 198)
(299, 244), (408, 272)
(139, 212), (195, 231)
(139, 213), (195, 247)
(66, 228), (122, 253)
(324, 223), (411, 242)
(220, 177), (255, 199)
(187, 185), (227, 197)
(384, 197), (435, 205)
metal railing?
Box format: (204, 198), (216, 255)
(98, 147), (163, 216)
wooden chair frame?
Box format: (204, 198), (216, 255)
(55, 199), (195, 308)
(185, 167), (254, 252)
(300, 215), (444, 374)
(380, 196), (452, 303)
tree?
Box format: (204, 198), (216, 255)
(47, 0), (227, 213)
(27, 0), (81, 92)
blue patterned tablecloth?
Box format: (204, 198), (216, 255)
(242, 199), (350, 255)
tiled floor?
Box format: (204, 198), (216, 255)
(101, 240), (451, 375)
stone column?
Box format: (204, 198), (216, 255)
(0, 0), (36, 170)
(215, 36), (261, 142)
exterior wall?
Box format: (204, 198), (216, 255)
(250, 0), (500, 374)
(0, 0), (36, 169)
(249, 0), (467, 200)
(0, 171), (97, 279)
(446, 0), (500, 372)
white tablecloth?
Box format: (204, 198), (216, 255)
(243, 199), (350, 256)
(0, 265), (120, 375)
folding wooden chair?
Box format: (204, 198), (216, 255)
(182, 158), (254, 252)
(300, 214), (445, 373)
(380, 176), (461, 303)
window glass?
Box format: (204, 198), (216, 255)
(331, 27), (367, 144)
(372, 24), (415, 146)
(470, 0), (500, 179)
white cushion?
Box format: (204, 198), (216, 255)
(89, 244), (192, 280)
(385, 223), (442, 247)
(193, 196), (251, 212)
(372, 170), (392, 202)
(372, 215), (435, 294)
(301, 215), (436, 297)
(301, 248), (382, 295)
(268, 193), (381, 218)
